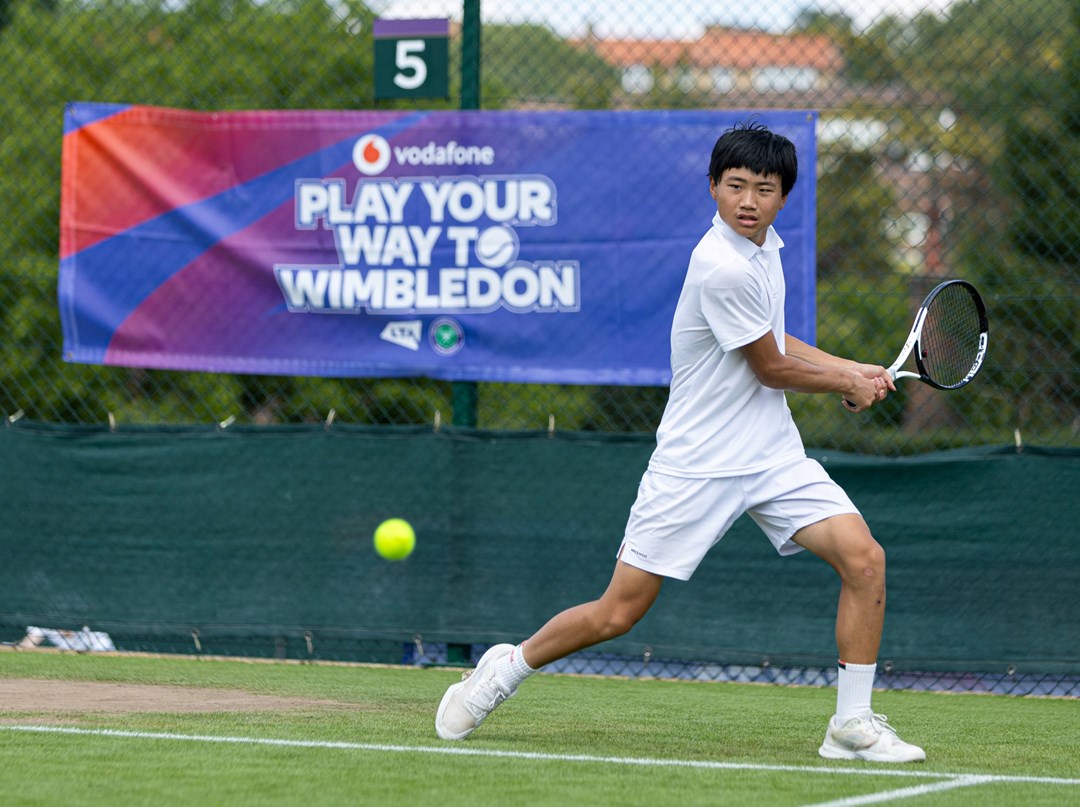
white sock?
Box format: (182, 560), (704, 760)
(495, 643), (536, 691)
(836, 660), (876, 721)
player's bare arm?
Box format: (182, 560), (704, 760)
(785, 334), (896, 392)
(739, 332), (884, 411)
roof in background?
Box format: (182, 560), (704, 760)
(579, 27), (844, 72)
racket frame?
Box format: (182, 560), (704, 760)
(888, 279), (988, 390)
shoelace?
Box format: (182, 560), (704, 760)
(867, 713), (899, 737)
(462, 668), (511, 717)
(471, 684), (509, 712)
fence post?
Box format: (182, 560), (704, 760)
(445, 0), (482, 668)
(461, 0), (480, 110)
(452, 0), (481, 428)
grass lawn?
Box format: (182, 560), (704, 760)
(1, 650), (1077, 806)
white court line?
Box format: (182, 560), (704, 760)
(2, 725), (1079, 791)
(799, 775), (996, 807)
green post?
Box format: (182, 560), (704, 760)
(452, 0), (481, 428)
(445, 0), (482, 668)
(460, 0), (480, 110)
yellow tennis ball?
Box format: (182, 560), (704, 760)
(373, 518), (415, 561)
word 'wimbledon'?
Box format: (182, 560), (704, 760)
(275, 264), (579, 314)
(296, 177), (556, 227)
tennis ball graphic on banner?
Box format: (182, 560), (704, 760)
(373, 518), (416, 561)
(475, 225), (520, 268)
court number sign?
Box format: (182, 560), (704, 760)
(374, 18), (450, 100)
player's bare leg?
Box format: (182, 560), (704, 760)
(522, 560), (663, 668)
(436, 560), (662, 740)
(793, 513), (885, 663)
(794, 513), (925, 762)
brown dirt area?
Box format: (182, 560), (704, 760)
(0, 679), (356, 715)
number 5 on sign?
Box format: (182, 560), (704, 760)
(374, 18), (450, 100)
(393, 40), (428, 90)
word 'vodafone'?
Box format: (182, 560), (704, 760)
(392, 141), (494, 167)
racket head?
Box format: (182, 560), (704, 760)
(912, 279), (989, 390)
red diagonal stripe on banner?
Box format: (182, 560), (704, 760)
(60, 106), (339, 259)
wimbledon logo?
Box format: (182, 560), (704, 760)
(352, 134), (392, 176)
(430, 318), (464, 355)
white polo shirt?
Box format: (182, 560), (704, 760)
(647, 213), (806, 477)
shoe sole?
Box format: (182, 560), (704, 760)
(435, 679), (470, 740)
(819, 743), (926, 763)
(435, 643), (515, 741)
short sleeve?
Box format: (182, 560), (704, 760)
(699, 261), (772, 351)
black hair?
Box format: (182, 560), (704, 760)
(708, 121), (798, 196)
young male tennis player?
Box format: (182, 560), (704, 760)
(435, 122), (925, 763)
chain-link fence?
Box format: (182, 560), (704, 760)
(2, 0), (1078, 694)
(2, 0), (1076, 452)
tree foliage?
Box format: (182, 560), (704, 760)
(0, 0), (1074, 446)
(481, 24), (618, 109)
(804, 0), (1077, 443)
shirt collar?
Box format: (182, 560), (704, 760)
(712, 212), (784, 259)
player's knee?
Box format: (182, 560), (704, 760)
(596, 602), (647, 640)
(845, 536), (885, 584)
(604, 611), (640, 639)
(863, 537), (885, 571)
(864, 546), (886, 590)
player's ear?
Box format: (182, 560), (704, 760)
(709, 177), (718, 199)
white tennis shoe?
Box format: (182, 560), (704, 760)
(435, 643), (516, 740)
(818, 712), (926, 763)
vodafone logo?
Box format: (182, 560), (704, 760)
(352, 134), (392, 176)
(351, 133), (497, 176)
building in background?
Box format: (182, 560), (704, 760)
(579, 27), (844, 102)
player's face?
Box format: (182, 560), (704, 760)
(710, 168), (787, 246)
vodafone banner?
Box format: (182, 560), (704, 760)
(59, 103), (816, 385)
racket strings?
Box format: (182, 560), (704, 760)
(918, 285), (984, 387)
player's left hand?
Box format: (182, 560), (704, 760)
(854, 363), (895, 402)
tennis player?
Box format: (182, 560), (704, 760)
(436, 122), (925, 763)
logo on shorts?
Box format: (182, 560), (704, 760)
(630, 548), (648, 560)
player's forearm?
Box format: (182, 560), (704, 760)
(784, 334), (856, 370)
(739, 332), (879, 407)
(756, 354), (863, 397)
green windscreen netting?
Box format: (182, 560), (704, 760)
(2, 424), (1076, 679)
(2, 0), (1076, 701)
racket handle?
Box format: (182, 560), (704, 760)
(846, 365), (902, 409)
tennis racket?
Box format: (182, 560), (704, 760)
(846, 279), (988, 407)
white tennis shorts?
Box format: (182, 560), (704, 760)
(618, 456), (859, 580)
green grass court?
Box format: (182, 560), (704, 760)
(1, 650), (1077, 805)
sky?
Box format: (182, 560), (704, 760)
(370, 0), (967, 36)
